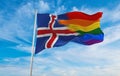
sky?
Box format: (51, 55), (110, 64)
(0, 0), (120, 76)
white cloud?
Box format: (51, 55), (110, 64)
(0, 66), (29, 76)
(0, 2), (34, 44)
(0, 57), (30, 76)
(38, 0), (50, 12)
(0, 2), (35, 53)
(102, 24), (120, 45)
(1, 41), (120, 76)
(101, 5), (120, 23)
(35, 66), (120, 76)
(72, 6), (98, 14)
(11, 44), (32, 52)
(54, 5), (66, 14)
(72, 6), (79, 11)
(1, 64), (120, 76)
(30, 45), (120, 76)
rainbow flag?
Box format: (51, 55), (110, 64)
(58, 11), (104, 45)
(35, 11), (104, 53)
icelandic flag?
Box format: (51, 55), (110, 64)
(35, 11), (104, 54)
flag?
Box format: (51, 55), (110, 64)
(35, 11), (104, 54)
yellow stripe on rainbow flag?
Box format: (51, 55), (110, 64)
(58, 19), (100, 27)
(65, 22), (100, 32)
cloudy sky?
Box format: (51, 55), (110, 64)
(0, 0), (120, 76)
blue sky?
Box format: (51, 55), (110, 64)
(0, 0), (120, 76)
